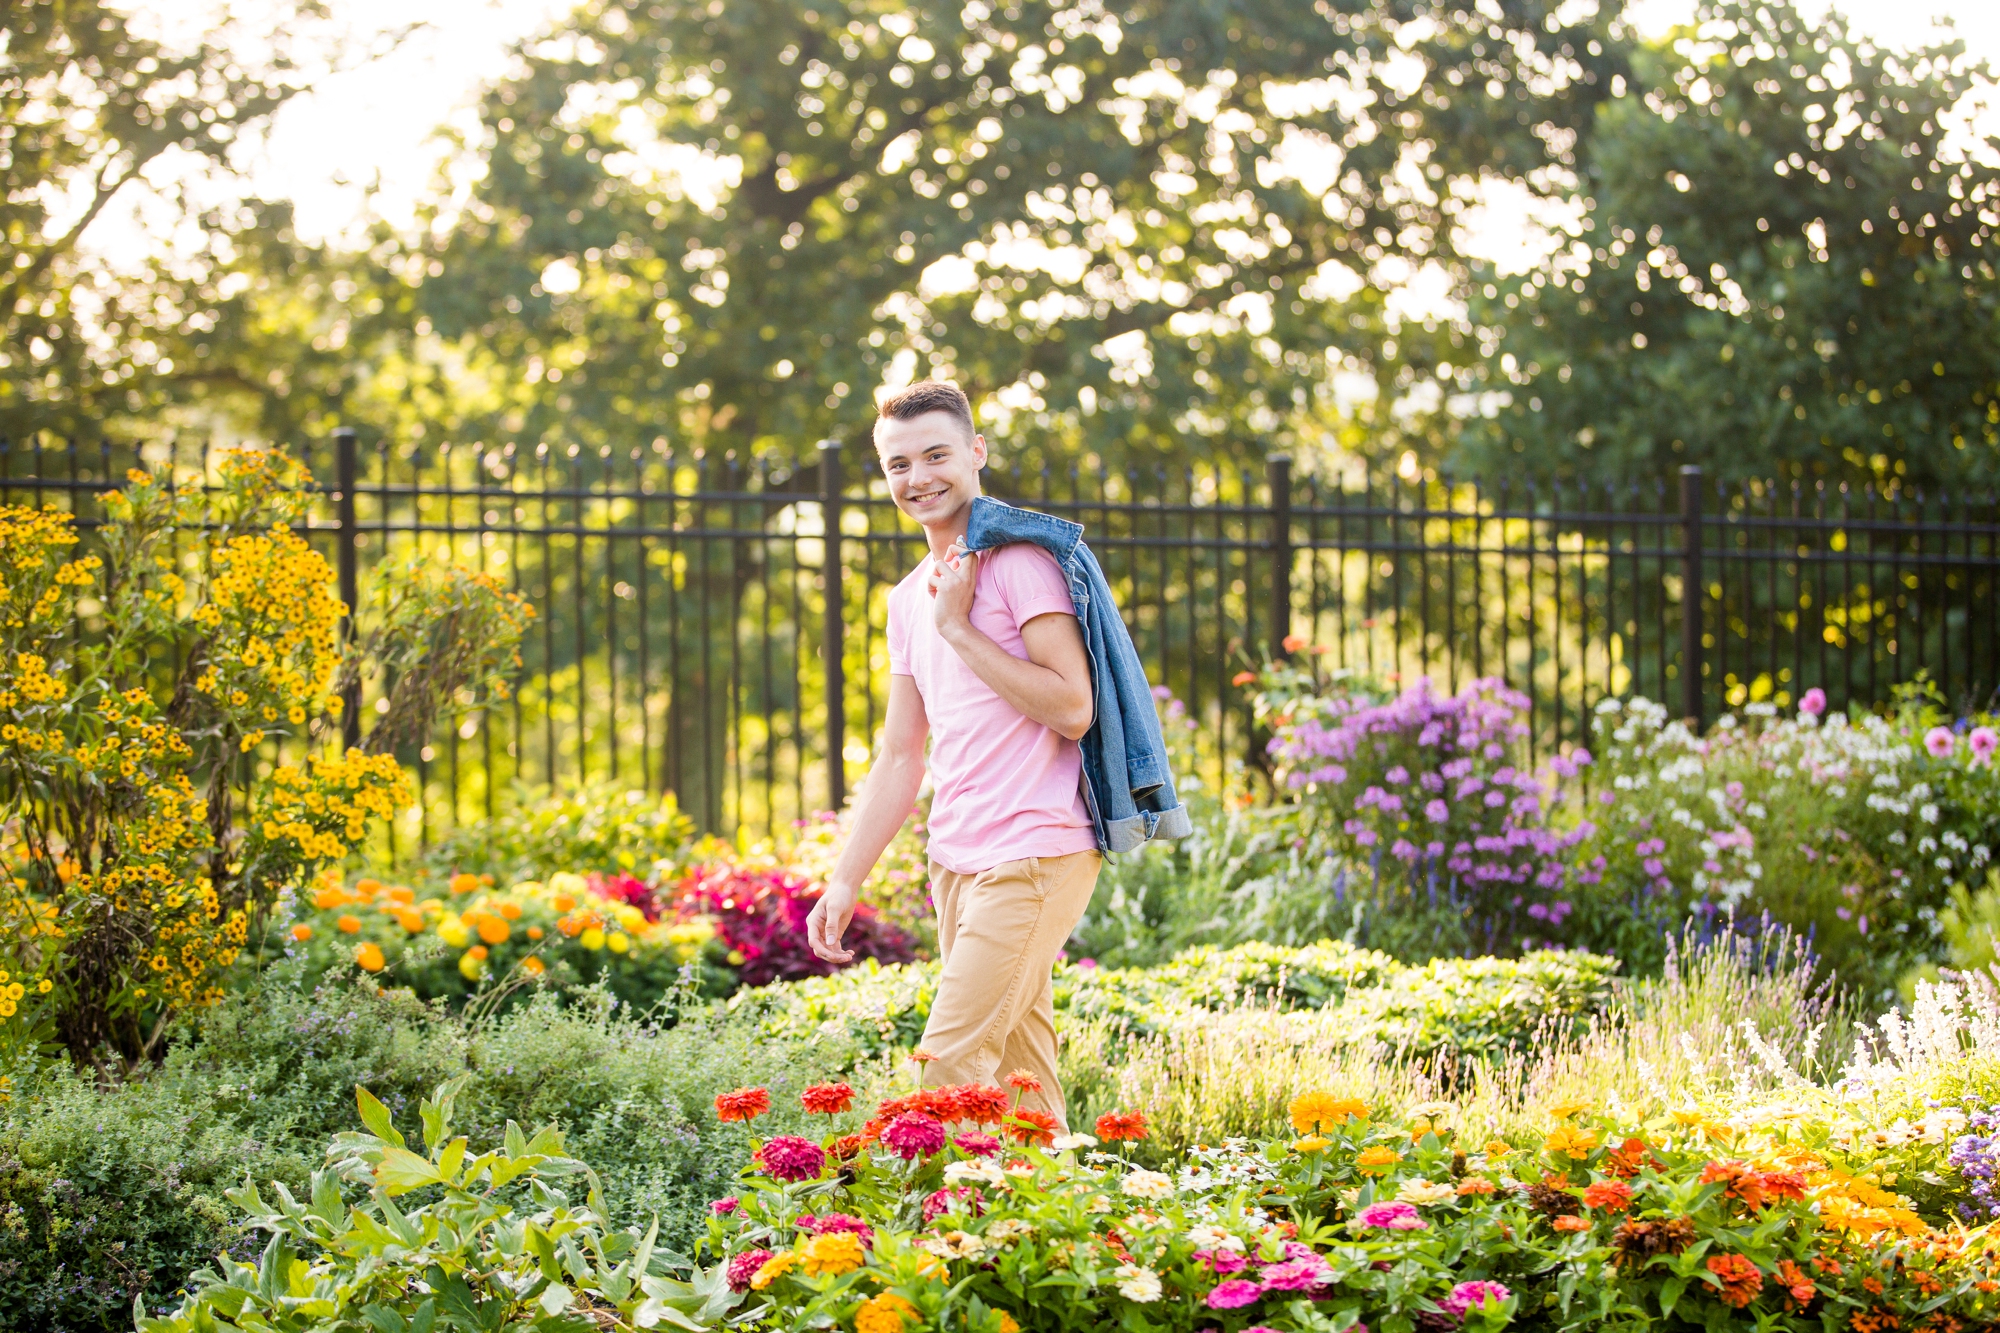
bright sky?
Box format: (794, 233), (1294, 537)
(126, 0), (2000, 251)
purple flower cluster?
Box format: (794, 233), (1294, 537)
(1272, 677), (1593, 935)
(1947, 1104), (1999, 1220)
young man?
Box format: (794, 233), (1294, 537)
(804, 379), (1103, 1128)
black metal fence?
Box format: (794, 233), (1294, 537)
(5, 434), (1996, 842)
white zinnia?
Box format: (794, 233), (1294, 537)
(1184, 1224), (1245, 1252)
(1114, 1264), (1163, 1303)
(1396, 1179), (1458, 1206)
(1120, 1169), (1174, 1200)
(1051, 1132), (1098, 1152)
(944, 1159), (1005, 1187)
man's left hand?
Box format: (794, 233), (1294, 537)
(928, 541), (978, 635)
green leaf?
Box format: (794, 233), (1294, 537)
(1659, 1275), (1686, 1320)
(538, 1283), (574, 1317)
(436, 1136), (469, 1187)
(374, 1145), (445, 1195)
(355, 1086), (408, 1149)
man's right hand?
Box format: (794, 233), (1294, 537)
(806, 882), (859, 963)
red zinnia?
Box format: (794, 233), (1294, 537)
(1705, 1254), (1764, 1309)
(801, 1082), (855, 1115)
(1759, 1170), (1808, 1204)
(1582, 1180), (1634, 1212)
(1006, 1107), (1058, 1147)
(1095, 1110), (1149, 1143)
(951, 1084), (1012, 1125)
(714, 1086), (772, 1123)
(1003, 1069), (1043, 1095)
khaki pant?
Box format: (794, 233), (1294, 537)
(919, 850), (1101, 1132)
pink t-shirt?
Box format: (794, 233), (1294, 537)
(887, 543), (1097, 874)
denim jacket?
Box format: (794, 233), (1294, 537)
(962, 495), (1192, 853)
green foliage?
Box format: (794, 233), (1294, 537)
(732, 939), (1617, 1067)
(0, 965), (852, 1331)
(420, 783), (698, 883)
(1901, 873), (2000, 997)
(1453, 0), (2000, 488)
(135, 1078), (725, 1333)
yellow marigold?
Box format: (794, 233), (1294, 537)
(607, 931), (630, 953)
(750, 1252), (798, 1290)
(1544, 1124), (1600, 1160)
(1355, 1145), (1401, 1174)
(580, 927), (606, 951)
(855, 1292), (917, 1333)
(800, 1232), (866, 1277)
(354, 942), (386, 972)
(458, 951), (487, 981)
(1292, 1136), (1331, 1154)
(1289, 1090), (1366, 1134)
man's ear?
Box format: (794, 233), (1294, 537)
(971, 432), (988, 469)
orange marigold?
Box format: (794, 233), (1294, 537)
(354, 942), (386, 972)
(1705, 1254), (1764, 1309)
(714, 1086), (772, 1123)
(1552, 1216), (1591, 1233)
(336, 914), (362, 934)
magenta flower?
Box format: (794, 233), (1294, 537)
(1443, 1280), (1512, 1317)
(922, 1185), (984, 1222)
(1800, 687), (1827, 716)
(758, 1135), (827, 1183)
(1194, 1248), (1249, 1274)
(880, 1111), (948, 1160)
(710, 1196), (740, 1216)
(725, 1248), (774, 1292)
(1205, 1279), (1264, 1309)
(953, 1132), (1002, 1157)
(1356, 1201), (1428, 1231)
(1258, 1257), (1332, 1292)
(797, 1213), (875, 1246)
(1927, 726), (1957, 758)
(1972, 726), (1998, 765)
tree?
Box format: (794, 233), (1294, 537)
(264, 0), (1632, 467)
(0, 0), (390, 441)
(1450, 1), (2000, 489)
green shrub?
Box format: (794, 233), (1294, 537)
(419, 782), (698, 884)
(732, 939), (1616, 1065)
(0, 966), (853, 1332)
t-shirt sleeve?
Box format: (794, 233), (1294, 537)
(989, 545), (1075, 630)
(887, 582), (913, 675)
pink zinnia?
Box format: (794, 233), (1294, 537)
(953, 1132), (1001, 1157)
(1194, 1248), (1249, 1274)
(880, 1111), (948, 1160)
(709, 1196), (740, 1216)
(1800, 687), (1826, 717)
(1442, 1279), (1512, 1317)
(725, 1248), (773, 1292)
(1206, 1279), (1263, 1309)
(758, 1135), (826, 1183)
(796, 1213), (874, 1246)
(1971, 726), (1998, 764)
(1926, 726), (1956, 758)
(1258, 1257), (1332, 1292)
(921, 1185), (984, 1222)
(1357, 1200), (1428, 1231)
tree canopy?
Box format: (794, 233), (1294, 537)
(8, 0), (2000, 490)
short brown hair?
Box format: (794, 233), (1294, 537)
(876, 379), (974, 435)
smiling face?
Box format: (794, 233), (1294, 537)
(875, 410), (987, 534)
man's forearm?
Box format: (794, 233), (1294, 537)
(939, 621), (1092, 739)
(827, 750), (927, 892)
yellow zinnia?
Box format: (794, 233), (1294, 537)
(1544, 1123), (1600, 1160)
(1355, 1145), (1401, 1174)
(1288, 1090), (1366, 1134)
(854, 1292), (916, 1333)
(749, 1252), (798, 1290)
(799, 1231), (865, 1277)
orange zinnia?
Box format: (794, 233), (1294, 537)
(1095, 1110), (1149, 1142)
(714, 1086), (772, 1123)
(1006, 1108), (1057, 1147)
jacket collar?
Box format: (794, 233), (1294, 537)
(963, 495), (1085, 562)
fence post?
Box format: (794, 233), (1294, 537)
(1679, 464), (1704, 731)
(334, 426), (361, 751)
(819, 440), (846, 812)
(1267, 453), (1293, 658)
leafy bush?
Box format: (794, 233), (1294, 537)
(1571, 691), (2000, 992)
(671, 862), (918, 988)
(420, 782), (699, 885)
(0, 966), (854, 1331)
(731, 939), (1616, 1065)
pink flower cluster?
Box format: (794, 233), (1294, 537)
(796, 1213), (875, 1246)
(880, 1111), (949, 1160)
(757, 1135), (826, 1183)
(1442, 1279), (1512, 1317)
(1356, 1201), (1429, 1230)
(1200, 1241), (1336, 1308)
